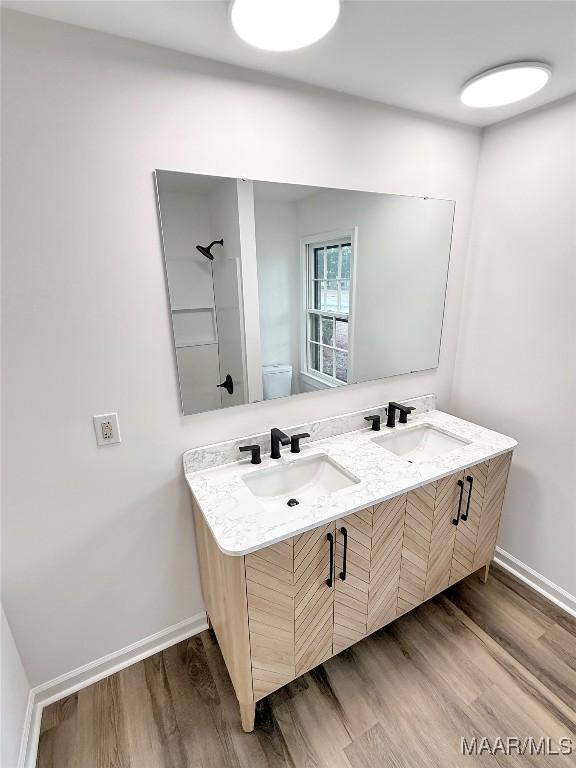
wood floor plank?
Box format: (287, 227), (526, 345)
(445, 578), (576, 711)
(344, 721), (411, 768)
(273, 670), (353, 768)
(491, 563), (576, 637)
(36, 694), (79, 768)
(75, 673), (131, 768)
(200, 631), (274, 768)
(118, 661), (167, 768)
(436, 595), (576, 734)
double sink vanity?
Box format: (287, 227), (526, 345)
(184, 395), (516, 731)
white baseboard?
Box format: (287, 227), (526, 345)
(19, 611), (208, 768)
(16, 691), (36, 768)
(494, 547), (576, 618)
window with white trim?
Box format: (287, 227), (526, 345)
(304, 236), (352, 384)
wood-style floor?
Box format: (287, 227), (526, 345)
(37, 564), (576, 767)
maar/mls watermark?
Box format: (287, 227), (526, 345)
(461, 736), (574, 756)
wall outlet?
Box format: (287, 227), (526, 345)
(93, 413), (121, 447)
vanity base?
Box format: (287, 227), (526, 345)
(192, 451), (512, 733)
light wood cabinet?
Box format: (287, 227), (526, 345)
(193, 451), (512, 732)
(367, 495), (406, 633)
(334, 509), (372, 653)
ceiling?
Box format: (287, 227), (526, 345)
(6, 0), (576, 126)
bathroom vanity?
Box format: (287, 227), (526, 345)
(184, 396), (516, 731)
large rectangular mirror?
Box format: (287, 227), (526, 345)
(155, 171), (455, 415)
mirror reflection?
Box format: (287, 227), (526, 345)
(155, 172), (455, 415)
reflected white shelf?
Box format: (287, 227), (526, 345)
(175, 340), (218, 349)
(171, 306), (214, 313)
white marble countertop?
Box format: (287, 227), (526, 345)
(184, 407), (517, 557)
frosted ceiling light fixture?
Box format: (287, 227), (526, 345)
(230, 0), (340, 52)
(460, 62), (551, 108)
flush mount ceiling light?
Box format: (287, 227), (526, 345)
(460, 62), (551, 108)
(230, 0), (340, 52)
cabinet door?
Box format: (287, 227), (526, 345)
(333, 509), (373, 653)
(473, 451), (512, 570)
(398, 473), (464, 613)
(245, 523), (336, 699)
(448, 452), (513, 584)
(368, 495), (406, 633)
(449, 461), (488, 584)
(245, 539), (297, 700)
(294, 522), (336, 675)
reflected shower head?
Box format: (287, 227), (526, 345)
(196, 238), (224, 260)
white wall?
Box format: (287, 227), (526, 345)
(236, 180), (263, 403)
(296, 189), (454, 383)
(451, 96), (576, 597)
(1, 606), (31, 768)
(254, 199), (300, 382)
(1, 10), (481, 687)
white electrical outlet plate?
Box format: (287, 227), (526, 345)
(93, 413), (121, 446)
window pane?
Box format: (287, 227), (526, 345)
(322, 347), (334, 377)
(313, 248), (324, 280)
(339, 280), (350, 313)
(335, 318), (348, 350)
(341, 245), (351, 279)
(322, 317), (334, 346)
(335, 350), (348, 382)
(309, 342), (320, 372)
(326, 246), (339, 279)
(309, 314), (320, 342)
(310, 280), (322, 310)
(325, 280), (338, 311)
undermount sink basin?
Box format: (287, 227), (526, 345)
(243, 454), (359, 508)
(373, 425), (469, 460)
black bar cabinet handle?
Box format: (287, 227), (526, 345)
(326, 533), (334, 587)
(339, 527), (348, 581)
(461, 475), (473, 521)
(452, 479), (465, 525)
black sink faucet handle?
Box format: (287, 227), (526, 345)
(386, 402), (416, 428)
(239, 444), (261, 465)
(398, 405), (415, 424)
(290, 433), (310, 453)
(364, 415), (381, 431)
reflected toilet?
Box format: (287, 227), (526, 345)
(262, 364), (293, 399)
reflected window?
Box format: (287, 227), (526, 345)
(305, 236), (352, 384)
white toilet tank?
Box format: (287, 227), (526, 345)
(262, 364), (293, 400)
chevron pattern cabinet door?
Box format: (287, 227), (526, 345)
(333, 509), (373, 653)
(449, 461), (488, 584)
(295, 522), (336, 676)
(367, 495), (406, 633)
(425, 473), (463, 598)
(245, 539), (296, 700)
(398, 481), (437, 613)
(473, 451), (513, 570)
(398, 474), (465, 613)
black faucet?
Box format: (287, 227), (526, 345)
(239, 444), (261, 464)
(270, 428), (290, 459)
(290, 433), (310, 453)
(386, 402), (415, 428)
(364, 415), (381, 431)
